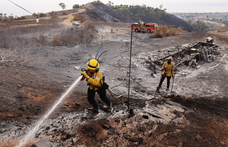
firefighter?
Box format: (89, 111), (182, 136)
(157, 57), (175, 92)
(111, 28), (113, 33)
(81, 59), (112, 113)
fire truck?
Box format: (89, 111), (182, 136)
(132, 22), (158, 33)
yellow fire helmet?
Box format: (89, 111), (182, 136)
(87, 59), (99, 70)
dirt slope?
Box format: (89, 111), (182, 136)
(61, 8), (86, 26)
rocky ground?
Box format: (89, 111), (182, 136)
(0, 9), (228, 147)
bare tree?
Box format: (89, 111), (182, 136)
(59, 3), (66, 10)
(159, 4), (163, 10)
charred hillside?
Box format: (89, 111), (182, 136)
(156, 13), (193, 30)
(83, 2), (132, 22)
(82, 2), (193, 30)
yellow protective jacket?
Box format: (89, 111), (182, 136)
(81, 69), (103, 91)
(162, 61), (174, 77)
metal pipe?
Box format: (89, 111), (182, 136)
(171, 78), (175, 93)
(127, 24), (133, 110)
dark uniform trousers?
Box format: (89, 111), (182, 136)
(87, 87), (111, 109)
(158, 75), (171, 89)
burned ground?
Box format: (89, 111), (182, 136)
(0, 6), (228, 147)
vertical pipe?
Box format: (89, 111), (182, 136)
(127, 24), (133, 110)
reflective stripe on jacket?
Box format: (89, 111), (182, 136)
(162, 62), (174, 77)
(81, 69), (103, 91)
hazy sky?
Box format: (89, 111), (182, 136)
(1, 0), (228, 17)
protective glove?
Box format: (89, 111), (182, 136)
(172, 75), (174, 79)
(81, 71), (90, 79)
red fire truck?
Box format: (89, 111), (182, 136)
(132, 23), (158, 33)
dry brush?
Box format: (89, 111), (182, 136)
(149, 26), (185, 38)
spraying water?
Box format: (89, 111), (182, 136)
(17, 75), (83, 147)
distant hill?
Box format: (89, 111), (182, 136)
(83, 2), (132, 22)
(81, 2), (193, 31)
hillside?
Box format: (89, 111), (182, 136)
(82, 2), (193, 30)
(83, 2), (133, 22)
(1, 2), (228, 147)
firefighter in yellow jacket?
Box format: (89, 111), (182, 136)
(81, 59), (112, 113)
(157, 57), (175, 92)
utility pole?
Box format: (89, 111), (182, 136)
(127, 24), (133, 111)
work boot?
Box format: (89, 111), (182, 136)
(156, 87), (160, 93)
(107, 103), (112, 112)
(88, 108), (98, 113)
